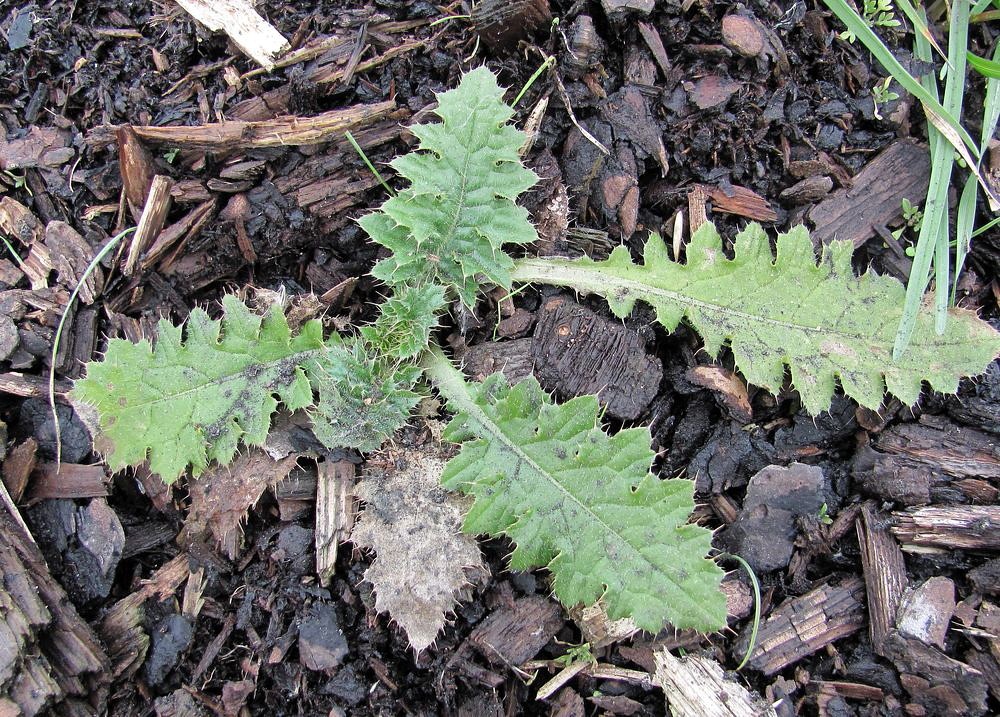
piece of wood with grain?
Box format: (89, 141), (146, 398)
(174, 0), (289, 70)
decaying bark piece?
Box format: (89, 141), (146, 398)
(44, 222), (103, 304)
(0, 371), (72, 398)
(891, 506), (1000, 552)
(472, 0), (551, 49)
(0, 197), (50, 289)
(461, 338), (535, 385)
(857, 503), (907, 656)
(854, 415), (1000, 505)
(810, 139), (930, 247)
(174, 0), (290, 70)
(27, 462), (109, 502)
(532, 296), (662, 420)
(0, 481), (111, 715)
(874, 415), (1000, 479)
(184, 450), (300, 559)
(740, 577), (866, 675)
(652, 648), (777, 717)
(315, 458), (355, 586)
(699, 183), (777, 222)
(116, 126), (156, 220)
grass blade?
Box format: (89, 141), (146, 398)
(822, 0), (979, 158)
(894, 0), (969, 354)
(51, 227), (135, 468)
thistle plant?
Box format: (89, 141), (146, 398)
(73, 68), (1000, 642)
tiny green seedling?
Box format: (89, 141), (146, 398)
(2, 169), (32, 196)
(893, 198), (924, 251)
(871, 77), (899, 120)
(817, 503), (833, 526)
(72, 68), (1000, 644)
(554, 641), (597, 668)
(838, 0), (901, 43)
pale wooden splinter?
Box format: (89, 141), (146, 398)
(174, 0), (290, 70)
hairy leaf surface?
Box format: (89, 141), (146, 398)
(360, 284), (446, 360)
(512, 222), (1000, 413)
(360, 67), (539, 305)
(306, 338), (422, 452)
(72, 296), (323, 482)
(423, 347), (726, 633)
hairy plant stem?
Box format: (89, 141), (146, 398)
(419, 343), (471, 408)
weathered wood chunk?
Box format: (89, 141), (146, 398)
(462, 339), (535, 385)
(891, 506), (1000, 552)
(719, 463), (826, 573)
(532, 296), (661, 420)
(884, 630), (987, 716)
(969, 558), (1000, 595)
(298, 602), (349, 673)
(739, 577), (866, 675)
(472, 0), (551, 50)
(653, 648), (776, 716)
(896, 577), (955, 649)
(0, 487), (110, 715)
(874, 415), (1000, 479)
(810, 139), (930, 247)
(469, 596), (563, 666)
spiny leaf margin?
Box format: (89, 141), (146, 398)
(423, 346), (727, 633)
(360, 67), (539, 305)
(511, 222), (1000, 414)
(72, 295), (323, 482)
(306, 337), (423, 453)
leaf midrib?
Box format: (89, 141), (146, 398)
(439, 370), (717, 627)
(511, 257), (897, 351)
(113, 347), (323, 411)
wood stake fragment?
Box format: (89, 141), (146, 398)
(810, 140), (930, 248)
(637, 22), (671, 76)
(687, 185), (708, 234)
(141, 199), (217, 271)
(124, 175), (173, 276)
(27, 462), (109, 503)
(174, 0), (290, 70)
(115, 126), (156, 220)
(699, 183), (778, 222)
(652, 648), (777, 716)
(857, 503), (907, 656)
(0, 371), (71, 398)
(315, 458), (356, 586)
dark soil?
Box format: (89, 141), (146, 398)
(2, 0), (999, 715)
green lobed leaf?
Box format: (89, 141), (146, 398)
(72, 296), (324, 483)
(306, 337), (423, 453)
(360, 67), (539, 305)
(423, 347), (726, 633)
(511, 222), (1000, 414)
